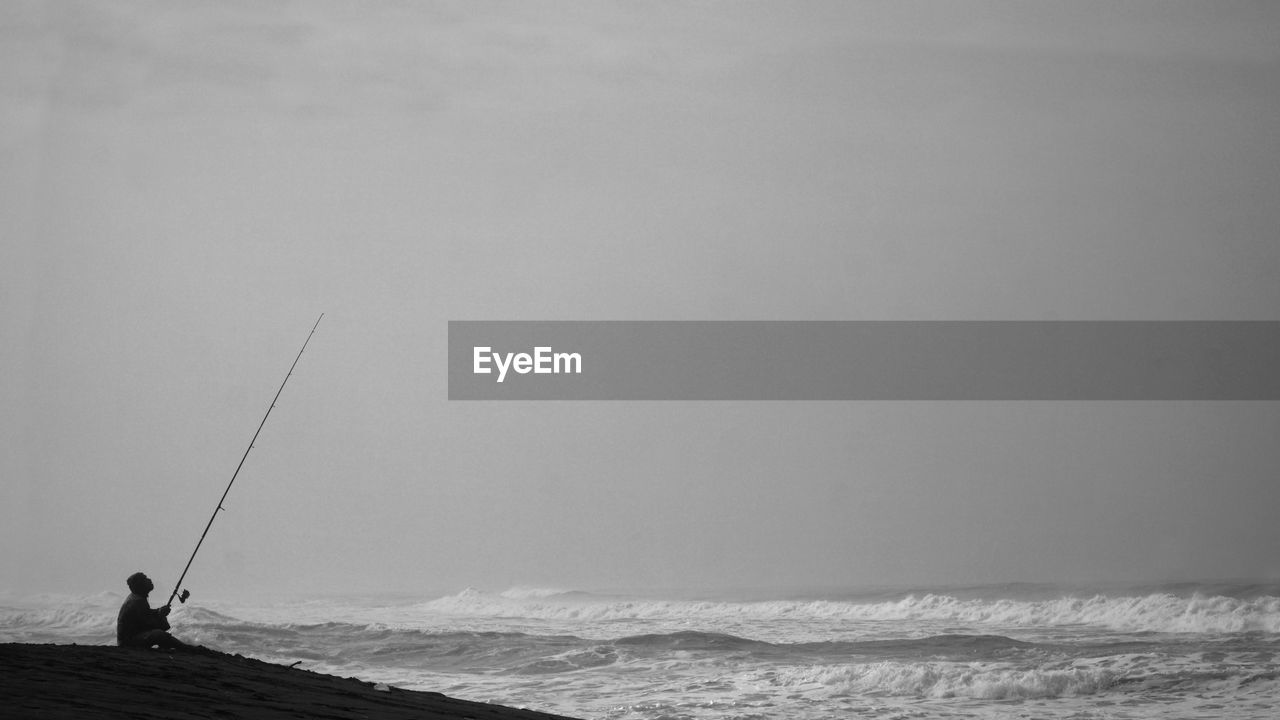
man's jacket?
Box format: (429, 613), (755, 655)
(116, 593), (170, 646)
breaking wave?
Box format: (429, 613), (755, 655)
(0, 593), (121, 643)
(419, 586), (1280, 635)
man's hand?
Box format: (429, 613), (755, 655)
(159, 605), (171, 617)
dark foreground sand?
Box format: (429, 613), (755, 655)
(1, 643), (584, 720)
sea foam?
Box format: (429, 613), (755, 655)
(761, 661), (1117, 700)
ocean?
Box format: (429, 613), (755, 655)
(4, 582), (1279, 719)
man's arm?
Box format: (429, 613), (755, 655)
(148, 604), (171, 632)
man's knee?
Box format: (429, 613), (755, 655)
(127, 629), (186, 650)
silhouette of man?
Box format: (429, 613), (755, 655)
(116, 572), (189, 650)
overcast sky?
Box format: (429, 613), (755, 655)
(3, 1), (1279, 601)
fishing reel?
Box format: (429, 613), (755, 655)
(177, 589), (191, 604)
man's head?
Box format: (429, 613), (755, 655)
(126, 572), (154, 596)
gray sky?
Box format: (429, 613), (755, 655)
(3, 1), (1279, 601)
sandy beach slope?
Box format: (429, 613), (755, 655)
(0, 643), (584, 720)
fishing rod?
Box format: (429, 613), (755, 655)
(166, 314), (324, 608)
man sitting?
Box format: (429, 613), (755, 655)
(116, 572), (189, 650)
